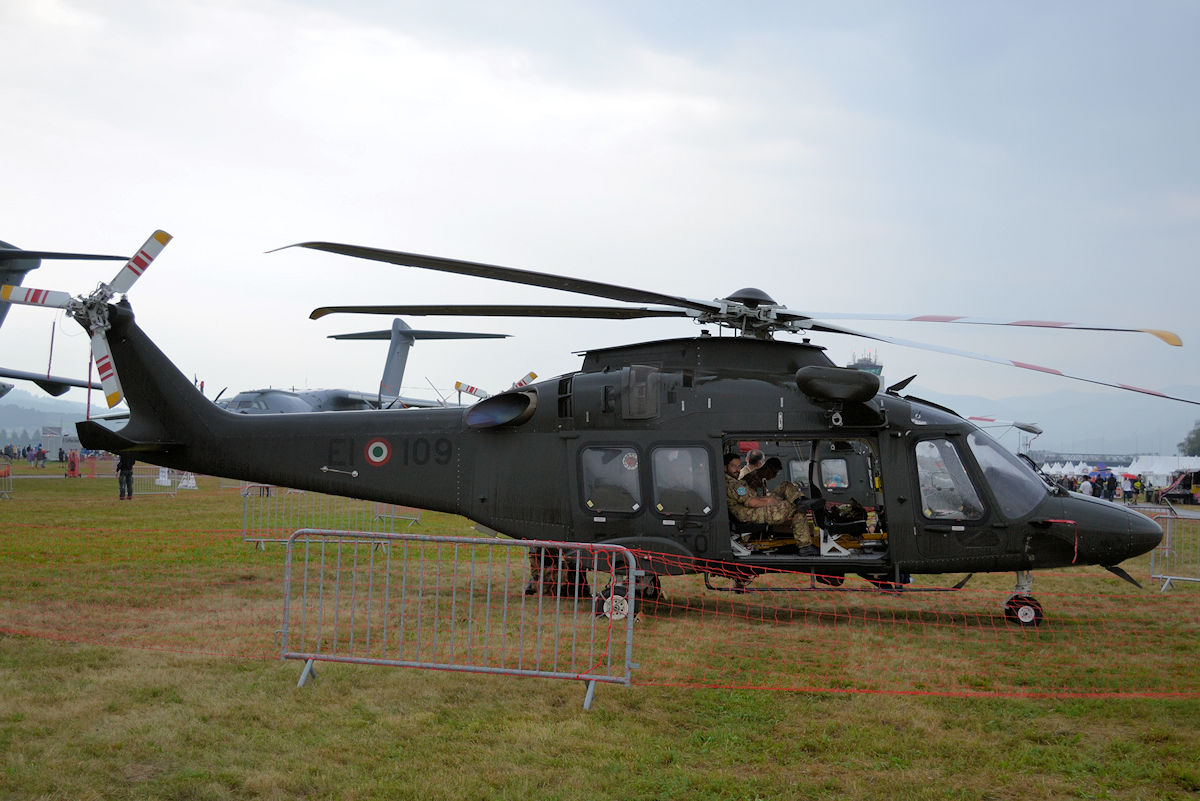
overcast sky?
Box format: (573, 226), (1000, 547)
(2, 0), (1198, 451)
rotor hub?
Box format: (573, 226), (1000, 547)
(724, 287), (778, 309)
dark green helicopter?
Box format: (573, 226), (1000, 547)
(6, 231), (1182, 625)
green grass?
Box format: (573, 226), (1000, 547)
(1, 470), (1198, 800)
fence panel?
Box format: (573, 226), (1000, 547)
(280, 530), (638, 708)
(127, 464), (179, 497)
(242, 486), (414, 545)
(1151, 514), (1200, 590)
(0, 458), (11, 499)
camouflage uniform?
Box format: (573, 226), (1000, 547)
(727, 473), (815, 546)
(744, 470), (804, 505)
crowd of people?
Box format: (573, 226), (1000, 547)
(1058, 472), (1151, 504)
(3, 443), (51, 468)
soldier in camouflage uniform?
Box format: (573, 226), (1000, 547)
(726, 453), (817, 549)
(744, 457), (803, 505)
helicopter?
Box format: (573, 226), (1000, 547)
(4, 230), (1182, 625)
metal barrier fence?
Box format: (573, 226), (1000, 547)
(1151, 514), (1200, 591)
(133, 464), (183, 496)
(280, 530), (639, 709)
(242, 486), (420, 546)
(0, 458), (11, 499)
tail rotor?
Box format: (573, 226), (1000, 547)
(0, 229), (171, 407)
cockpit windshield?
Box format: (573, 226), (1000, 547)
(966, 430), (1047, 519)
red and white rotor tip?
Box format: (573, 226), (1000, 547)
(0, 285), (73, 309)
(108, 230), (171, 295)
(90, 331), (124, 408)
(455, 381), (490, 399)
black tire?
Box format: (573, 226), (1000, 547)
(1003, 595), (1044, 627)
(595, 586), (631, 621)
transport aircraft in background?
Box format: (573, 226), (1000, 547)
(214, 318), (512, 413)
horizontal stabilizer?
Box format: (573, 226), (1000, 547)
(75, 420), (182, 455)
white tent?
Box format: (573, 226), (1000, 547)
(1124, 456), (1200, 486)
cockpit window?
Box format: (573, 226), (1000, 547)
(580, 446), (642, 513)
(967, 431), (1047, 519)
(651, 447), (713, 516)
(915, 439), (985, 520)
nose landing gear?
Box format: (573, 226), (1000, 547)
(1003, 570), (1043, 627)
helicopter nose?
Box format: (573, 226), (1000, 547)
(1056, 498), (1163, 566)
(1127, 510), (1164, 559)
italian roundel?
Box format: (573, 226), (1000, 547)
(365, 438), (391, 466)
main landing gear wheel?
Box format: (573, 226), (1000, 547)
(595, 586), (630, 621)
(638, 573), (663, 601)
(1003, 595), (1044, 627)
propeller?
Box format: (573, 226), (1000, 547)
(284, 241), (1194, 404)
(0, 230), (171, 407)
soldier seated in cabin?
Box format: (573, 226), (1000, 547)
(745, 457), (805, 506)
(726, 453), (817, 553)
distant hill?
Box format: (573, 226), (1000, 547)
(0, 388), (92, 446)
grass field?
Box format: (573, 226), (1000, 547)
(2, 462), (1198, 800)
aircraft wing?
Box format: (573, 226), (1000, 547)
(0, 367), (102, 397)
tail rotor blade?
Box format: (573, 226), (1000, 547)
(91, 332), (124, 407)
(0, 284), (73, 309)
(455, 381), (490, 399)
(108, 230), (172, 294)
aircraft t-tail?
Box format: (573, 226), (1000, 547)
(10, 231), (1180, 625)
(215, 318), (511, 413)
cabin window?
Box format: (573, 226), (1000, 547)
(651, 447), (713, 516)
(580, 446), (642, 513)
(967, 431), (1046, 519)
(915, 439), (985, 520)
(820, 459), (851, 489)
(787, 458), (811, 494)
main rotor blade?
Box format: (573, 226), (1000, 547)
(310, 303), (693, 321)
(0, 248), (127, 262)
(284, 242), (721, 314)
(792, 312), (1182, 346)
(328, 330), (510, 340)
(805, 319), (1200, 405)
(0, 284), (74, 308)
(108, 230), (172, 294)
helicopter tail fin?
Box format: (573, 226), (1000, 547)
(74, 300), (223, 459)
